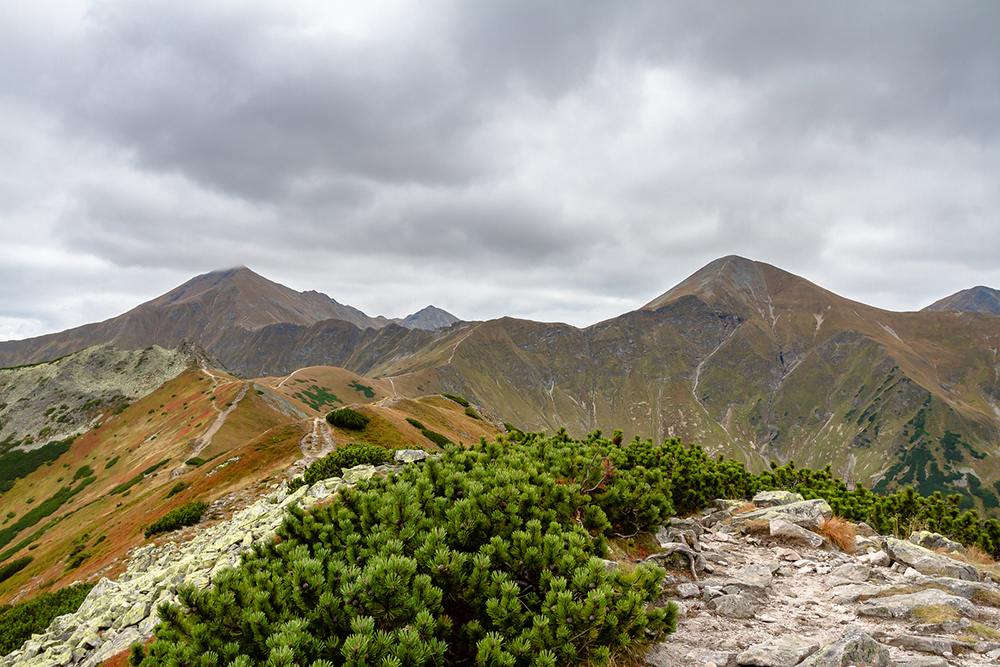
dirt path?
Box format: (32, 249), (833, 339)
(298, 417), (335, 463)
(171, 381), (250, 477)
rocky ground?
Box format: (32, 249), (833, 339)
(646, 492), (1000, 667)
(3, 480), (999, 667)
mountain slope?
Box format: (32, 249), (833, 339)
(0, 268), (378, 368)
(923, 286), (1000, 316)
(352, 256), (1000, 513)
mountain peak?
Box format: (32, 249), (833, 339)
(392, 306), (461, 330)
(641, 255), (770, 311)
(922, 286), (1000, 316)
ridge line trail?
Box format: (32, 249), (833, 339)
(171, 375), (250, 478)
(275, 369), (303, 389)
(299, 417), (335, 462)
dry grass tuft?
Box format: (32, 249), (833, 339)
(913, 604), (961, 624)
(971, 587), (1000, 608)
(964, 545), (996, 566)
(743, 519), (770, 536)
(819, 515), (857, 554)
(732, 502), (757, 515)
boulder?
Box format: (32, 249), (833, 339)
(341, 464), (377, 484)
(394, 449), (429, 463)
(884, 538), (979, 581)
(769, 518), (825, 548)
(751, 490), (805, 507)
(797, 626), (890, 667)
(736, 636), (819, 667)
(909, 530), (965, 554)
(733, 499), (832, 531)
(827, 563), (871, 584)
(676, 583), (700, 598)
(856, 587), (978, 619)
(708, 593), (755, 619)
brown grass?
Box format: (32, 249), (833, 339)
(913, 604), (960, 624)
(971, 587), (1000, 608)
(963, 545), (996, 566)
(743, 519), (770, 536)
(819, 515), (856, 554)
(960, 622), (1000, 642)
(732, 502), (757, 515)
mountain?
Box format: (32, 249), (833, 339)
(0, 268), (457, 369)
(392, 306), (462, 330)
(922, 286), (1000, 316)
(324, 255), (1000, 513)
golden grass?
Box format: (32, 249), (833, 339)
(743, 518), (770, 536)
(971, 587), (1000, 608)
(912, 604), (960, 624)
(732, 502), (757, 515)
(819, 515), (857, 554)
(963, 545), (996, 566)
(961, 622), (1000, 641)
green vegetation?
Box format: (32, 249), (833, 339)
(109, 459), (171, 495)
(105, 455), (120, 469)
(145, 501), (210, 538)
(326, 407), (370, 431)
(405, 417), (426, 430)
(464, 407), (480, 420)
(0, 476), (96, 551)
(0, 437), (74, 493)
(0, 583), (94, 654)
(72, 464), (94, 482)
(441, 393), (470, 407)
(131, 433), (676, 667)
(348, 380), (376, 399)
(304, 443), (392, 485)
(292, 385), (344, 412)
(420, 428), (452, 448)
(0, 556), (31, 583)
(166, 482), (189, 499)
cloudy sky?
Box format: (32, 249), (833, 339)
(1, 1), (998, 339)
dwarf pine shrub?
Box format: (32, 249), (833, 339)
(303, 444), (392, 485)
(132, 433), (677, 667)
(327, 408), (370, 431)
(144, 501), (209, 538)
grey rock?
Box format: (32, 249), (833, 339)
(751, 490), (805, 507)
(892, 659), (949, 667)
(703, 509), (733, 528)
(856, 587), (978, 619)
(714, 499), (748, 511)
(394, 449), (428, 463)
(702, 585), (725, 601)
(797, 626), (890, 667)
(884, 537), (979, 581)
(828, 563), (870, 584)
(668, 517), (706, 537)
(734, 499), (833, 531)
(829, 583), (883, 604)
(736, 636), (819, 666)
(857, 550), (891, 567)
(708, 593), (755, 619)
(909, 530), (965, 554)
(884, 634), (956, 657)
(676, 583), (700, 598)
(769, 518), (825, 548)
(341, 464), (377, 484)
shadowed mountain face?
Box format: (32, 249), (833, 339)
(923, 286), (1000, 316)
(0, 268), (457, 368)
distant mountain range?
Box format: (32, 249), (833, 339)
(0, 267), (459, 369)
(2, 257), (999, 512)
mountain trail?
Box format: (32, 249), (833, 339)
(298, 417), (335, 462)
(171, 382), (250, 477)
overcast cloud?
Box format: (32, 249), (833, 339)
(1, 0), (998, 339)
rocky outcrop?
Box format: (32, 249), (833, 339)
(884, 538), (980, 582)
(646, 493), (1000, 666)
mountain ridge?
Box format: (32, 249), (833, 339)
(922, 285), (1000, 316)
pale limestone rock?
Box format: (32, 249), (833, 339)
(797, 626), (890, 667)
(856, 587), (978, 619)
(708, 593), (754, 618)
(752, 490), (805, 507)
(884, 538), (979, 581)
(736, 636), (819, 667)
(768, 518), (825, 548)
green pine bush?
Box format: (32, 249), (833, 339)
(303, 444), (392, 485)
(145, 501), (209, 538)
(327, 408), (371, 431)
(0, 582), (93, 654)
(131, 433), (677, 667)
